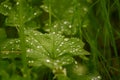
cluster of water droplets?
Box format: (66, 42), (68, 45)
(51, 20), (78, 36)
(1, 39), (20, 55)
(0, 0), (12, 16)
(91, 75), (101, 80)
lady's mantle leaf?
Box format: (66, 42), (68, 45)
(26, 30), (89, 69)
(0, 0), (41, 27)
(0, 30), (89, 69)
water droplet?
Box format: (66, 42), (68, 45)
(97, 76), (101, 79)
(26, 39), (29, 42)
(83, 24), (87, 27)
(64, 38), (69, 41)
(26, 49), (33, 53)
(4, 4), (8, 8)
(75, 49), (78, 51)
(3, 47), (6, 49)
(37, 46), (41, 48)
(56, 60), (60, 62)
(72, 50), (75, 53)
(8, 7), (11, 10)
(9, 41), (13, 44)
(59, 44), (63, 47)
(70, 51), (73, 53)
(53, 24), (57, 28)
(63, 50), (66, 52)
(62, 62), (66, 64)
(30, 43), (33, 45)
(34, 40), (38, 42)
(34, 32), (38, 35)
(28, 60), (34, 63)
(46, 59), (50, 63)
(34, 12), (37, 15)
(75, 61), (78, 64)
(68, 25), (72, 28)
(61, 42), (64, 45)
(11, 48), (14, 50)
(16, 40), (20, 43)
(54, 62), (57, 66)
(52, 32), (56, 34)
(83, 7), (88, 12)
(64, 21), (68, 24)
(16, 2), (19, 5)
(72, 42), (74, 44)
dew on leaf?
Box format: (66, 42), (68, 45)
(63, 21), (68, 24)
(52, 32), (56, 34)
(83, 24), (87, 27)
(28, 60), (34, 63)
(15, 40), (20, 43)
(46, 59), (50, 63)
(56, 48), (60, 51)
(9, 41), (13, 44)
(54, 62), (58, 66)
(56, 60), (60, 62)
(59, 44), (63, 47)
(16, 2), (19, 5)
(83, 7), (88, 12)
(3, 4), (8, 8)
(26, 39), (29, 42)
(34, 12), (37, 16)
(30, 43), (33, 45)
(68, 25), (72, 28)
(62, 62), (66, 65)
(26, 49), (33, 53)
(71, 42), (75, 44)
(53, 24), (57, 28)
(75, 61), (78, 64)
(37, 46), (41, 49)
(64, 38), (69, 41)
(97, 76), (101, 79)
(61, 42), (64, 45)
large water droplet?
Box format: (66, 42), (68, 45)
(68, 25), (72, 28)
(34, 12), (37, 16)
(16, 2), (19, 5)
(83, 7), (88, 12)
(46, 59), (50, 63)
(52, 32), (56, 34)
(26, 39), (29, 42)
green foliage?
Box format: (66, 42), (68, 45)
(0, 0), (120, 80)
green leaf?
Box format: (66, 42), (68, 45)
(0, 29), (89, 69)
(26, 30), (89, 69)
(0, 0), (41, 27)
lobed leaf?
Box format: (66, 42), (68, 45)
(0, 30), (90, 69)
